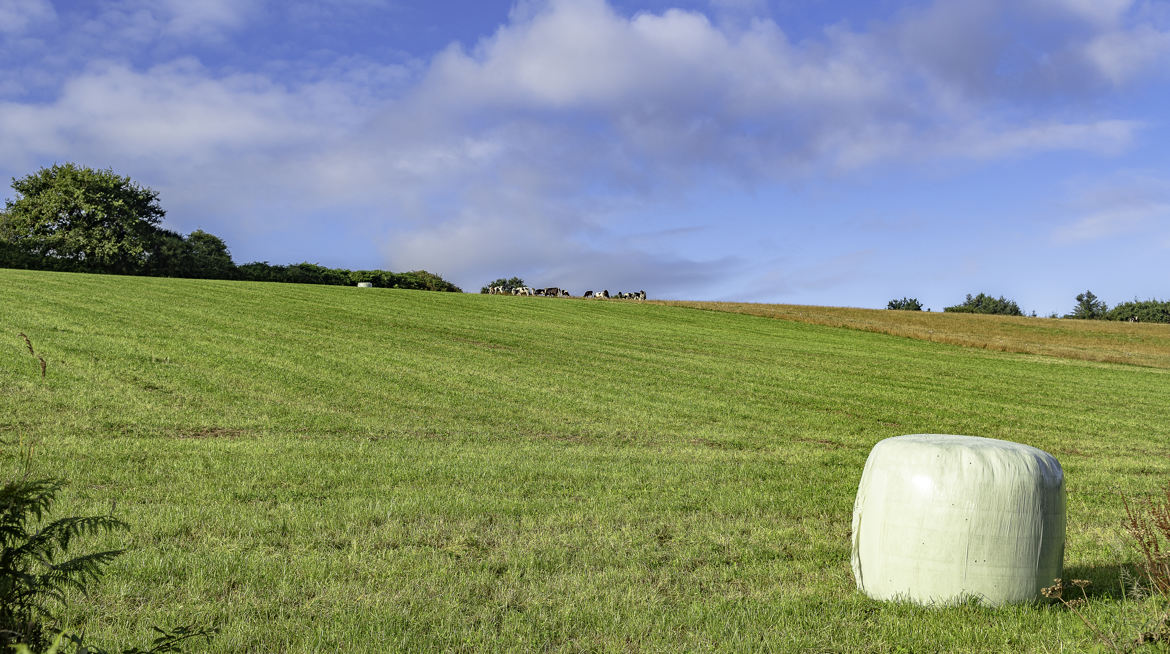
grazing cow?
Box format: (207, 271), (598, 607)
(583, 290), (594, 298)
(599, 290), (609, 298)
(560, 289), (571, 297)
(637, 290), (646, 300)
(545, 287), (561, 297)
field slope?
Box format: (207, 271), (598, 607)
(656, 300), (1170, 368)
(2, 268), (1169, 652)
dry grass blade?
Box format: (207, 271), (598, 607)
(1123, 483), (1170, 597)
(1041, 579), (1121, 652)
(15, 332), (46, 378)
(653, 300), (1170, 368)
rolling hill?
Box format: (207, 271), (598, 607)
(2, 268), (1168, 652)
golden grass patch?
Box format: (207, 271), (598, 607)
(655, 300), (1170, 368)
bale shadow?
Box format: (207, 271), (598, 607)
(1062, 563), (1141, 600)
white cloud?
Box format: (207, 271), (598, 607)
(709, 0), (767, 13)
(0, 0), (55, 35)
(383, 206), (739, 297)
(0, 59), (338, 162)
(1, 0), (1166, 292)
(1030, 0), (1134, 27)
(1084, 24), (1170, 84)
(112, 0), (259, 39)
(1054, 173), (1170, 243)
(954, 119), (1140, 159)
(157, 0), (255, 38)
(1056, 204), (1170, 242)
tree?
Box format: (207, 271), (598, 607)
(184, 230), (235, 279)
(142, 229), (236, 279)
(943, 293), (1024, 316)
(1106, 299), (1170, 323)
(398, 270), (462, 292)
(1066, 290), (1107, 320)
(481, 277), (524, 294)
(886, 297), (923, 311)
(143, 228), (193, 278)
(2, 164), (166, 274)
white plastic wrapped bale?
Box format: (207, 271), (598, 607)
(851, 434), (1065, 606)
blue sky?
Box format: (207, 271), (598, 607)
(2, 0), (1168, 314)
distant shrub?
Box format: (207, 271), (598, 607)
(1107, 299), (1170, 324)
(396, 270), (462, 292)
(944, 293), (1023, 316)
(886, 297), (923, 311)
(235, 262), (461, 292)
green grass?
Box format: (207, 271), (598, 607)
(656, 299), (1170, 368)
(2, 268), (1168, 652)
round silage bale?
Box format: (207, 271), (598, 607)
(851, 434), (1065, 606)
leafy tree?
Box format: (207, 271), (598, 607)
(1065, 290), (1107, 320)
(1106, 299), (1170, 324)
(397, 270), (462, 292)
(234, 261), (462, 292)
(481, 277), (525, 294)
(142, 229), (235, 279)
(184, 230), (235, 279)
(2, 164), (165, 274)
(943, 293), (1024, 316)
(142, 229), (191, 277)
(886, 297), (923, 311)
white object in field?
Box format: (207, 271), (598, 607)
(356, 282), (373, 288)
(851, 434), (1065, 606)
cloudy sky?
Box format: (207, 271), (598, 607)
(2, 0), (1168, 313)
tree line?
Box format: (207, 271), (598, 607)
(887, 290), (1170, 323)
(0, 163), (460, 292)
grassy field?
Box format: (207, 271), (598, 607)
(657, 300), (1170, 369)
(2, 268), (1169, 652)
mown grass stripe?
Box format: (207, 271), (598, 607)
(2, 268), (1168, 651)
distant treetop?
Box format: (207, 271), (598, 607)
(887, 297), (923, 311)
(0, 162), (461, 292)
(943, 293), (1023, 316)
